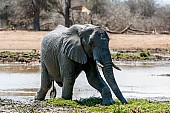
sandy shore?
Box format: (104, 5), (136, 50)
(0, 30), (170, 51)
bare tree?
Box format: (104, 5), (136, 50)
(0, 5), (10, 26)
(65, 0), (71, 27)
(125, 0), (157, 18)
(32, 0), (41, 31)
(48, 0), (65, 18)
(19, 0), (62, 31)
(0, 0), (169, 32)
(0, 0), (16, 28)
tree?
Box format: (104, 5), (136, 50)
(19, 0), (60, 31)
(19, 0), (42, 30)
(32, 0), (41, 31)
(125, 0), (156, 17)
(65, 0), (71, 27)
(86, 0), (108, 15)
(0, 5), (10, 25)
(0, 0), (16, 27)
(139, 0), (156, 17)
(19, 0), (72, 30)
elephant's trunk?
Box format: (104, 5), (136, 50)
(93, 47), (127, 103)
(101, 52), (127, 104)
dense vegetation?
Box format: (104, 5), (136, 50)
(0, 0), (170, 32)
(46, 98), (170, 112)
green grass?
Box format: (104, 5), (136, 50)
(112, 50), (155, 60)
(45, 98), (170, 113)
(0, 50), (39, 57)
(0, 50), (40, 63)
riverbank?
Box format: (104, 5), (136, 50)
(0, 30), (170, 63)
(0, 50), (40, 63)
(0, 48), (170, 63)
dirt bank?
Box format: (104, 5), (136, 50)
(0, 30), (47, 51)
(109, 34), (170, 50)
(0, 30), (170, 51)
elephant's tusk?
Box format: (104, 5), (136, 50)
(96, 60), (104, 68)
(112, 62), (121, 71)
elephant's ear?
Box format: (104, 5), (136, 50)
(62, 34), (87, 64)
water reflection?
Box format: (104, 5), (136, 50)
(0, 63), (39, 73)
(0, 62), (170, 102)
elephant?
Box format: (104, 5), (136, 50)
(35, 24), (127, 105)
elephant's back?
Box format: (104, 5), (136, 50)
(41, 25), (68, 50)
(42, 25), (68, 41)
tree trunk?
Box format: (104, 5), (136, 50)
(32, 0), (40, 31)
(33, 8), (40, 31)
(65, 0), (71, 27)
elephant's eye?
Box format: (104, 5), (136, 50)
(100, 34), (107, 40)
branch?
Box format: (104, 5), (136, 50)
(129, 28), (152, 34)
(105, 27), (120, 34)
(119, 24), (132, 34)
(105, 24), (153, 34)
(105, 24), (132, 34)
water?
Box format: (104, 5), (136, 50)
(0, 62), (170, 102)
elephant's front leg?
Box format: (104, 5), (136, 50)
(62, 74), (75, 100)
(84, 63), (114, 105)
(60, 59), (78, 100)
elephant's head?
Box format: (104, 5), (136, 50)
(63, 24), (120, 69)
(62, 24), (126, 103)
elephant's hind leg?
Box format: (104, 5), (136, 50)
(35, 62), (52, 100)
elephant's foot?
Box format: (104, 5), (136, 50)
(120, 98), (128, 104)
(34, 90), (46, 101)
(61, 94), (72, 100)
(102, 97), (115, 105)
(101, 87), (115, 105)
(61, 90), (73, 100)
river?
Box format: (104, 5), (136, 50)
(0, 61), (170, 102)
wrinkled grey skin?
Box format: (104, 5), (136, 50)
(35, 24), (127, 105)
